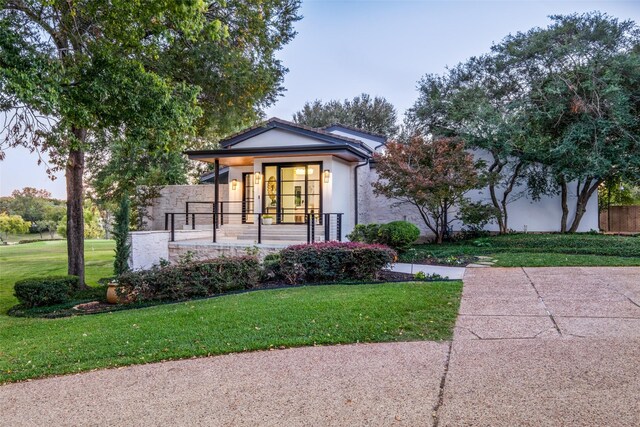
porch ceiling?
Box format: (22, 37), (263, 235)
(185, 144), (369, 166)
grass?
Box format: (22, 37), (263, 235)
(400, 233), (640, 267)
(0, 240), (462, 384)
(0, 281), (461, 383)
(1, 232), (63, 243)
(0, 240), (115, 314)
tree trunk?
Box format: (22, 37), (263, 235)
(559, 177), (569, 233)
(487, 159), (506, 234)
(66, 128), (86, 288)
(568, 179), (602, 233)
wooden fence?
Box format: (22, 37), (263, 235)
(599, 206), (640, 232)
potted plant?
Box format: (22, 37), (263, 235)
(262, 215), (274, 225)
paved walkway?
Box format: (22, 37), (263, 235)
(1, 267), (639, 426)
(388, 262), (466, 279)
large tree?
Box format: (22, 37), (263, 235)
(0, 1), (301, 285)
(409, 55), (531, 234)
(293, 93), (399, 137)
(373, 137), (479, 243)
(494, 12), (640, 232)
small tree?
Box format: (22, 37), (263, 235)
(0, 213), (30, 241)
(113, 196), (131, 276)
(373, 137), (479, 243)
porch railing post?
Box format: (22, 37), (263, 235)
(306, 214), (311, 244)
(337, 213), (343, 242)
(258, 213), (262, 244)
(170, 213), (175, 242)
(212, 212), (217, 243)
(310, 214), (315, 242)
(185, 202), (189, 225)
(164, 212), (169, 231)
(191, 213), (195, 230)
(220, 202), (224, 226)
(324, 213), (330, 241)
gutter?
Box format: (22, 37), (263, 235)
(354, 158), (370, 225)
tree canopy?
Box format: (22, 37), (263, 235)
(0, 0), (301, 284)
(408, 12), (640, 233)
(293, 93), (399, 137)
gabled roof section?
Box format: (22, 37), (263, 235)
(219, 117), (373, 154)
(322, 123), (387, 144)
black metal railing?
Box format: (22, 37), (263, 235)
(164, 211), (344, 244)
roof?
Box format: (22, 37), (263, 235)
(322, 123), (387, 144)
(186, 144), (370, 166)
(218, 117), (373, 154)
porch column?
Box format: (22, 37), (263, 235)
(214, 158), (220, 229)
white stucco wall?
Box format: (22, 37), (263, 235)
(231, 128), (327, 148)
(363, 161), (600, 237)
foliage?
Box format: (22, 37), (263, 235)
(373, 137), (479, 243)
(13, 276), (78, 307)
(117, 256), (261, 302)
(414, 271), (447, 281)
(57, 200), (104, 239)
(279, 242), (397, 284)
(493, 12), (640, 232)
(293, 93), (398, 137)
(598, 178), (640, 211)
(261, 253), (282, 281)
(0, 188), (65, 235)
(0, 213), (30, 241)
(113, 196), (131, 276)
(408, 56), (530, 234)
(458, 201), (498, 232)
(0, 0), (301, 285)
(346, 223), (381, 244)
(376, 221), (420, 252)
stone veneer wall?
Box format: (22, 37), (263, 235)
(359, 164), (434, 237)
(143, 184), (228, 231)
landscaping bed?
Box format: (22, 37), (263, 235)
(399, 233), (640, 267)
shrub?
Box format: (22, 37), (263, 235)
(459, 201), (497, 234)
(117, 256), (260, 302)
(376, 221), (420, 251)
(14, 276), (78, 307)
(279, 242), (397, 284)
(346, 223), (381, 244)
(261, 253), (282, 281)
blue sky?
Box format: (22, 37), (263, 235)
(2, 0), (639, 199)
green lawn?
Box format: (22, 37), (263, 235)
(0, 240), (115, 314)
(0, 240), (462, 384)
(401, 233), (640, 267)
(0, 282), (461, 383)
(1, 232), (63, 244)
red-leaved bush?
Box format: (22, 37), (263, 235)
(279, 242), (397, 284)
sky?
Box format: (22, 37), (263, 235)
(1, 0), (639, 200)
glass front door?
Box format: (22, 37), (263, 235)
(262, 163), (322, 224)
(242, 173), (254, 223)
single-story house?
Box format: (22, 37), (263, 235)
(128, 117), (599, 269)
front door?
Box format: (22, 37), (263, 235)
(262, 163), (322, 224)
(242, 173), (254, 224)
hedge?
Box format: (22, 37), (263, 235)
(279, 242), (397, 284)
(14, 276), (78, 307)
(117, 256), (260, 302)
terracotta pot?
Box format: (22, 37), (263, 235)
(106, 282), (123, 304)
(262, 217), (273, 225)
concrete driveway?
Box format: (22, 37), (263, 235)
(1, 267), (639, 426)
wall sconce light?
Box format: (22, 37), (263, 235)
(231, 179), (238, 190)
(254, 172), (261, 184)
(323, 169), (331, 183)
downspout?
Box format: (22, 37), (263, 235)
(354, 158), (370, 225)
